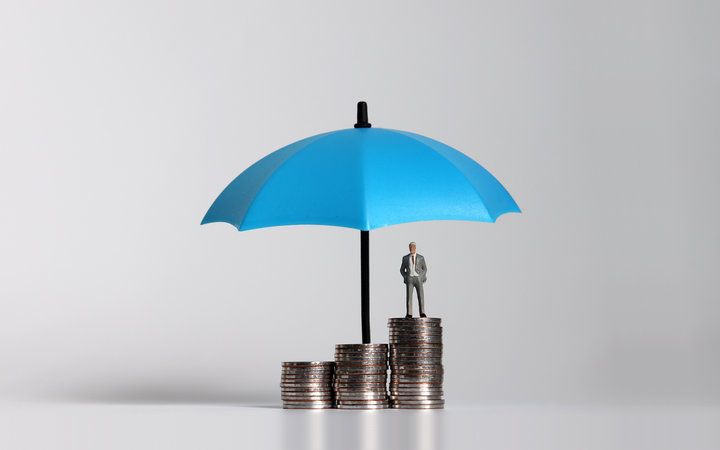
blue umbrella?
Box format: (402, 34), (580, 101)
(202, 102), (520, 342)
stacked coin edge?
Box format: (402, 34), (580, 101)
(281, 361), (335, 409)
(334, 343), (389, 409)
(388, 317), (445, 409)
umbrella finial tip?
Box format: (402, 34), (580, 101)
(354, 101), (371, 128)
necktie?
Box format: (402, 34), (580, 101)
(412, 255), (415, 265)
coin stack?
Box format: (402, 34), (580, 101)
(333, 344), (389, 409)
(388, 317), (444, 409)
(281, 361), (335, 409)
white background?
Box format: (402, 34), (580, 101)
(1, 0), (718, 406)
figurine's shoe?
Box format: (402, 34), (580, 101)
(420, 313), (427, 318)
(405, 314), (412, 319)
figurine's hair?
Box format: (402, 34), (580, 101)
(409, 242), (416, 247)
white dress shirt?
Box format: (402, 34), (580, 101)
(409, 253), (418, 277)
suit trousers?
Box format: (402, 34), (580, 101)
(406, 276), (425, 316)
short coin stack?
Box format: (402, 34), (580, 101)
(388, 317), (444, 409)
(334, 344), (389, 409)
(281, 361), (335, 409)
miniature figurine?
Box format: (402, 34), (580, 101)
(399, 242), (427, 318)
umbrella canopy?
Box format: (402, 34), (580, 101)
(201, 128), (519, 231)
(202, 102), (520, 343)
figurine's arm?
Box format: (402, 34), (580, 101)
(420, 257), (428, 282)
(400, 258), (408, 283)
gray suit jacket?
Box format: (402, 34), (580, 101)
(400, 253), (427, 284)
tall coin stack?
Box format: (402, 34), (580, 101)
(334, 344), (389, 409)
(388, 317), (445, 409)
(281, 361), (335, 409)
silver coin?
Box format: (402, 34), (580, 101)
(335, 393), (388, 400)
(389, 333), (443, 338)
(336, 344), (388, 349)
(390, 370), (444, 375)
(281, 370), (334, 375)
(336, 400), (389, 406)
(280, 378), (333, 382)
(390, 347), (443, 352)
(335, 366), (387, 371)
(280, 378), (333, 383)
(282, 394), (334, 399)
(388, 327), (443, 332)
(334, 355), (388, 361)
(389, 333), (442, 338)
(390, 344), (443, 348)
(388, 326), (442, 331)
(280, 395), (334, 402)
(281, 383), (333, 388)
(335, 349), (388, 353)
(390, 355), (443, 361)
(282, 390), (334, 395)
(333, 382), (386, 388)
(389, 338), (443, 343)
(335, 348), (388, 352)
(280, 371), (333, 377)
(335, 351), (387, 356)
(333, 374), (387, 381)
(391, 377), (444, 383)
(390, 367), (444, 373)
(391, 400), (445, 406)
(335, 368), (387, 374)
(388, 331), (442, 336)
(282, 399), (335, 405)
(282, 361), (334, 366)
(281, 380), (333, 384)
(335, 361), (388, 366)
(334, 359), (387, 364)
(387, 316), (441, 320)
(390, 390), (444, 396)
(390, 404), (444, 409)
(388, 326), (443, 332)
(284, 405), (334, 409)
(334, 388), (386, 392)
(333, 372), (386, 377)
(283, 403), (334, 408)
(281, 378), (333, 383)
(336, 404), (389, 409)
(335, 351), (387, 355)
(335, 365), (387, 370)
(390, 360), (443, 365)
(280, 388), (333, 394)
(282, 366), (334, 371)
(335, 388), (387, 392)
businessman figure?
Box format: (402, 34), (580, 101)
(400, 242), (427, 318)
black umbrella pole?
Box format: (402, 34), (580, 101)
(361, 230), (371, 343)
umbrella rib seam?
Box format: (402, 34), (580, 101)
(238, 131), (337, 230)
(389, 130), (496, 222)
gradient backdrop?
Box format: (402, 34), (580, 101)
(1, 0), (718, 405)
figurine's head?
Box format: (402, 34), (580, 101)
(409, 242), (416, 254)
